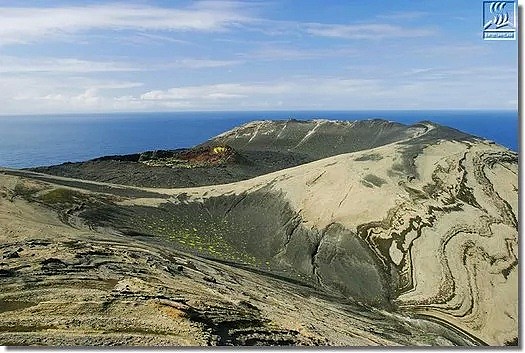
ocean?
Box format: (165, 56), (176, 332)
(0, 110), (518, 169)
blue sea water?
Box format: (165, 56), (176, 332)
(0, 110), (518, 169)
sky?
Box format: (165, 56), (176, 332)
(0, 0), (519, 114)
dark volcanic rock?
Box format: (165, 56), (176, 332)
(3, 251), (19, 259)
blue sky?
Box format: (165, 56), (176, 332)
(0, 0), (518, 114)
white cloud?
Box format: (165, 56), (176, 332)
(116, 73), (517, 111)
(238, 46), (356, 60)
(239, 17), (437, 40)
(0, 2), (254, 45)
(0, 2), (439, 46)
(0, 55), (244, 73)
(140, 83), (292, 101)
(125, 33), (192, 45)
(0, 74), (145, 113)
(410, 43), (492, 57)
(166, 59), (243, 69)
(0, 69), (517, 114)
(304, 23), (436, 39)
(376, 11), (429, 21)
(137, 79), (383, 110)
(401, 66), (517, 81)
(0, 2), (515, 114)
(0, 56), (140, 73)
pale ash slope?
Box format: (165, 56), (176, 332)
(0, 175), (479, 346)
(146, 124), (518, 346)
(0, 120), (517, 346)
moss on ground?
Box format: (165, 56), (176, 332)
(125, 213), (259, 266)
(39, 188), (89, 205)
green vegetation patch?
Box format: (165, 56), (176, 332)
(125, 210), (259, 266)
(13, 183), (43, 199)
(79, 201), (262, 266)
(39, 188), (90, 205)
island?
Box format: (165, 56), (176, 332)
(0, 119), (518, 346)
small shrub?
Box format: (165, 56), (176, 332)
(13, 183), (41, 199)
(39, 188), (86, 205)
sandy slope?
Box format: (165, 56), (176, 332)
(0, 120), (518, 346)
(0, 173), (485, 346)
(137, 138), (517, 345)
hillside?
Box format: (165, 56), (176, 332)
(31, 119), (476, 188)
(0, 119), (518, 346)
